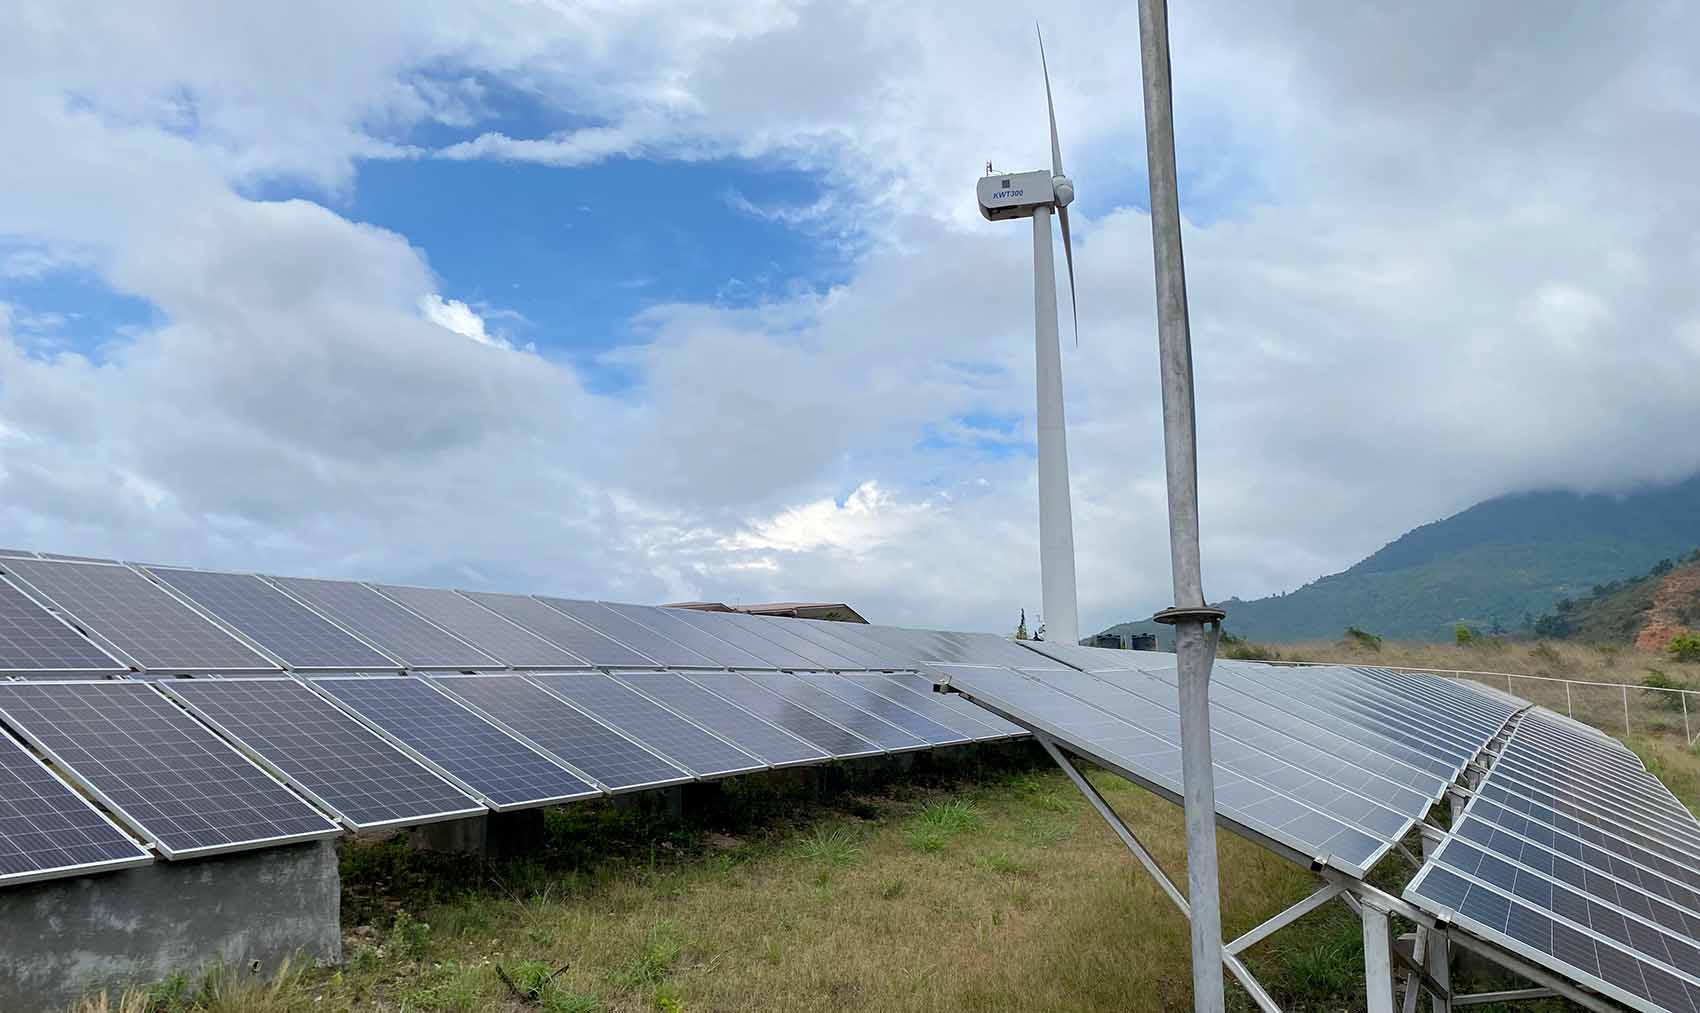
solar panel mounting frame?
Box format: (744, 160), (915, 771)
(159, 677), (487, 832)
(0, 679), (342, 859)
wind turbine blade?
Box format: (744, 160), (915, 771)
(1037, 23), (1063, 177)
(1058, 205), (1079, 346)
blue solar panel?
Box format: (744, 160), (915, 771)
(610, 671), (828, 767)
(144, 567), (396, 670)
(431, 675), (691, 793)
(312, 676), (599, 809)
(530, 674), (764, 778)
(460, 592), (657, 668)
(0, 730), (151, 885)
(0, 681), (338, 858)
(368, 585), (589, 668)
(164, 679), (484, 830)
(0, 575), (126, 675)
(678, 674), (883, 759)
(738, 672), (929, 752)
(267, 576), (498, 669)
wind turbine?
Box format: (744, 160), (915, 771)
(976, 26), (1080, 645)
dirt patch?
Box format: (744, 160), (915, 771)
(1634, 563), (1700, 652)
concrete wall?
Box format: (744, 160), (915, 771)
(0, 839), (340, 1011)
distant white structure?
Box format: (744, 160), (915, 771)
(975, 27), (1080, 645)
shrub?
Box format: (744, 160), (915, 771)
(1668, 634), (1700, 663)
(1340, 626), (1382, 652)
(1453, 624), (1475, 646)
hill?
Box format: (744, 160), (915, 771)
(1532, 552), (1700, 650)
(1099, 474), (1700, 644)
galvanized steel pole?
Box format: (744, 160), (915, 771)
(1136, 1), (1227, 1010)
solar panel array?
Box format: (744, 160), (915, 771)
(1408, 711), (1700, 1013)
(144, 567), (397, 671)
(930, 658), (1518, 878)
(266, 576), (497, 669)
(312, 676), (599, 809)
(0, 731), (151, 885)
(610, 671), (828, 767)
(0, 576), (126, 675)
(0, 559), (274, 673)
(540, 598), (714, 668)
(162, 679), (484, 830)
(0, 681), (338, 857)
(368, 585), (588, 668)
(530, 673), (765, 779)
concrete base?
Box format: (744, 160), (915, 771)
(409, 810), (546, 861)
(0, 840), (340, 1012)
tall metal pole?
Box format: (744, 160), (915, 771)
(1032, 203), (1081, 645)
(1136, 1), (1227, 1010)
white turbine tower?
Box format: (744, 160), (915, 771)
(976, 27), (1080, 645)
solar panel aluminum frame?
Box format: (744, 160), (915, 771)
(159, 678), (487, 832)
(1406, 859), (1700, 1013)
(0, 680), (343, 859)
(0, 732), (154, 885)
(260, 576), (502, 672)
(0, 561), (280, 675)
(429, 674), (695, 796)
(606, 672), (830, 771)
(933, 667), (1346, 876)
(525, 673), (768, 780)
(303, 676), (602, 812)
(0, 573), (129, 676)
(137, 565), (405, 674)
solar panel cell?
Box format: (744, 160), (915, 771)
(164, 679), (484, 829)
(0, 681), (338, 857)
(312, 676), (598, 809)
(267, 576), (498, 669)
(1, 559), (274, 672)
(145, 567), (396, 670)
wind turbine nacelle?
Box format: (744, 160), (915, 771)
(977, 169), (1056, 221)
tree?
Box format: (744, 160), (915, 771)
(1013, 609), (1029, 641)
(1668, 634), (1700, 663)
(1454, 623), (1475, 645)
(1652, 558), (1676, 577)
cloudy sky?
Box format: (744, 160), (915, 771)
(3, 2), (1698, 637)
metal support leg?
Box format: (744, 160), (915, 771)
(1039, 737), (1189, 914)
(1363, 903), (1397, 1013)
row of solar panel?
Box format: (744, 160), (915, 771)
(0, 669), (1024, 888)
(0, 556), (1050, 676)
(928, 653), (1523, 879)
(1407, 711), (1700, 1013)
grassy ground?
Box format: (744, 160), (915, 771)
(68, 649), (1700, 1013)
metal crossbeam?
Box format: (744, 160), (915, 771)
(1451, 988), (1558, 1007)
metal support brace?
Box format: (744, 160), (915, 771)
(1391, 937), (1450, 1009)
(1225, 882), (1344, 956)
(1451, 987), (1557, 1007)
(1402, 926), (1428, 1013)
(1038, 735), (1285, 1013)
(1363, 901), (1397, 1013)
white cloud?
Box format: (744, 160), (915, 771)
(1, 0), (1698, 637)
(420, 294), (510, 349)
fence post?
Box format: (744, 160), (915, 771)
(1622, 685), (1631, 737)
(1684, 693), (1692, 747)
(1506, 673), (1513, 694)
(1565, 682), (1573, 719)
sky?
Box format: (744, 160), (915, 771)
(2, 2), (1699, 637)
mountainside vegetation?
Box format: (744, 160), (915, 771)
(1531, 551), (1700, 650)
(1099, 474), (1700, 644)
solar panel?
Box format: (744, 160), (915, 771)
(143, 567), (397, 671)
(266, 576), (498, 669)
(706, 611), (861, 669)
(0, 558), (275, 673)
(163, 679), (483, 830)
(610, 671), (828, 767)
(789, 671), (970, 746)
(0, 681), (339, 858)
(537, 598), (717, 668)
(759, 617), (894, 669)
(1406, 709), (1700, 1013)
(599, 604), (771, 668)
(658, 608), (823, 669)
(38, 553), (117, 563)
(529, 674), (765, 778)
(312, 676), (599, 809)
(0, 730), (151, 885)
(678, 674), (883, 759)
(932, 664), (1388, 876)
(459, 592), (657, 668)
(368, 585), (589, 668)
(0, 575), (127, 675)
(0, 550), (37, 559)
(431, 675), (690, 793)
(871, 671), (1031, 739)
(735, 672), (929, 752)
(837, 671), (1015, 742)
